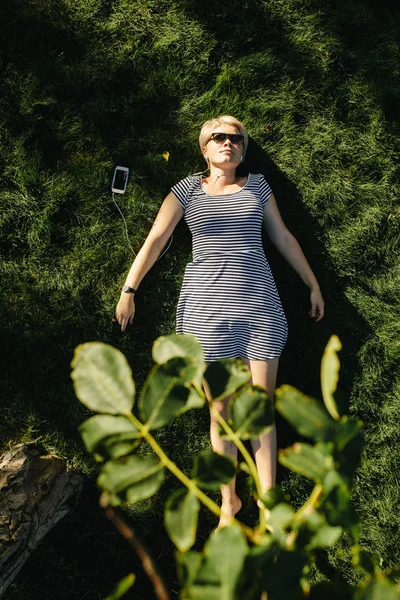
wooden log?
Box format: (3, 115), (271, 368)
(0, 444), (83, 597)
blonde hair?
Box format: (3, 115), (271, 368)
(199, 115), (249, 158)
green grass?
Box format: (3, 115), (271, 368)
(1, 0), (399, 597)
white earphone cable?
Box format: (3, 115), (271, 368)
(112, 192), (136, 255)
(112, 192), (173, 260)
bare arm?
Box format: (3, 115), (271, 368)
(116, 191), (184, 331)
(263, 193), (325, 321)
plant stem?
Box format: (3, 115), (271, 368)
(293, 483), (323, 523)
(127, 413), (256, 540)
(285, 483), (324, 550)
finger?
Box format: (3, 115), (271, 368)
(129, 314), (134, 324)
(121, 319), (127, 332)
(315, 304), (325, 322)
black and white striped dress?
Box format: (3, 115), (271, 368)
(171, 173), (288, 362)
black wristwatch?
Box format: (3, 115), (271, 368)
(121, 285), (136, 294)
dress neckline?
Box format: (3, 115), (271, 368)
(200, 173), (251, 197)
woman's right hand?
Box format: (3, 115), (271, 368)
(115, 293), (135, 331)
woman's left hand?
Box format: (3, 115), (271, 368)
(309, 287), (325, 322)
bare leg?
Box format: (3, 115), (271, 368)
(248, 358), (279, 496)
(206, 357), (278, 528)
(207, 392), (242, 529)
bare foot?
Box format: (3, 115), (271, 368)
(216, 496), (242, 530)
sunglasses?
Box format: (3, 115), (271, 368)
(207, 132), (244, 145)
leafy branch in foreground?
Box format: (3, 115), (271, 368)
(71, 335), (400, 600)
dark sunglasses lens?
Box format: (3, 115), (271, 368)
(211, 133), (244, 144)
(211, 133), (227, 142)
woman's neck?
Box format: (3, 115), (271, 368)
(206, 167), (237, 186)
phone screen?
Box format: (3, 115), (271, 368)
(114, 169), (128, 191)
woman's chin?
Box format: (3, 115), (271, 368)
(213, 158), (240, 168)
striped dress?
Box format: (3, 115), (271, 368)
(171, 173), (288, 362)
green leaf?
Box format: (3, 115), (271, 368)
(335, 416), (362, 451)
(177, 551), (203, 589)
(258, 548), (309, 599)
(275, 385), (337, 442)
(321, 473), (358, 536)
(184, 388), (207, 410)
(193, 450), (236, 491)
(259, 485), (288, 510)
(98, 456), (164, 506)
(228, 385), (274, 440)
(322, 470), (348, 495)
(71, 342), (135, 414)
(320, 335), (342, 421)
(306, 523), (342, 550)
(152, 333), (204, 368)
(79, 414), (141, 461)
(163, 354), (199, 381)
(294, 509), (343, 552)
(238, 543), (305, 599)
(352, 545), (379, 575)
(355, 579), (400, 599)
(139, 357), (197, 429)
(153, 334), (206, 408)
(235, 542), (275, 600)
(204, 359), (251, 402)
(165, 489), (200, 552)
(279, 443), (334, 482)
(184, 525), (248, 600)
(104, 573), (136, 600)
(268, 503), (295, 530)
(335, 416), (363, 478)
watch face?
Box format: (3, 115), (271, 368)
(122, 285), (135, 293)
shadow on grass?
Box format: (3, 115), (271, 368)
(240, 137), (372, 397)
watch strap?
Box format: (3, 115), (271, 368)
(122, 285), (136, 294)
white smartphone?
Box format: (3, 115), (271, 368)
(111, 166), (129, 194)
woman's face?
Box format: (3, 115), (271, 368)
(202, 124), (244, 169)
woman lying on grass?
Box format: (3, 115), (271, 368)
(116, 115), (324, 528)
